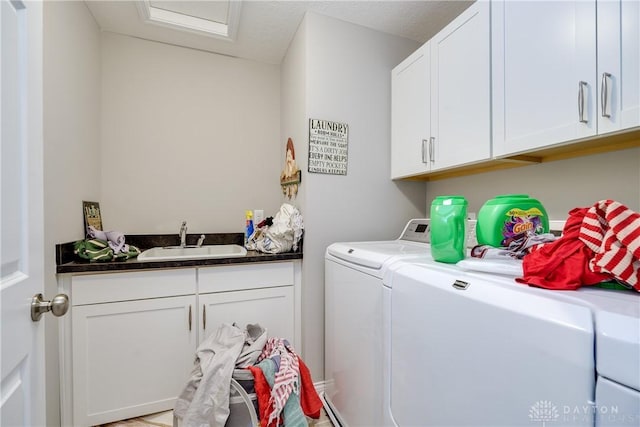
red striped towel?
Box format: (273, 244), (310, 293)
(579, 200), (640, 291)
(257, 338), (300, 425)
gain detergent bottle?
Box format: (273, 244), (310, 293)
(476, 194), (549, 248)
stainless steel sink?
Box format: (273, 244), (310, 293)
(137, 244), (247, 262)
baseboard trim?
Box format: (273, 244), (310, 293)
(320, 391), (342, 427)
(313, 380), (326, 395)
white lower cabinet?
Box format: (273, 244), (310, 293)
(199, 287), (294, 344)
(71, 296), (197, 426)
(197, 262), (297, 344)
(59, 260), (301, 427)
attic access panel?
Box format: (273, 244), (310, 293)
(136, 0), (242, 40)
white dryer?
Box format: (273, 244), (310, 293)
(324, 219), (431, 427)
(383, 260), (639, 427)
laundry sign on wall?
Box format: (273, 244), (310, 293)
(308, 119), (348, 175)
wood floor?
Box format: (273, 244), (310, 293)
(98, 404), (335, 427)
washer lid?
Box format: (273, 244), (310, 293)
(327, 241), (428, 271)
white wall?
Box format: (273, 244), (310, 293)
(280, 14), (308, 215)
(43, 2), (102, 426)
(281, 12), (427, 379)
(425, 147), (640, 217)
(100, 32), (283, 234)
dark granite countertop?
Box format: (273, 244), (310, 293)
(56, 232), (303, 274)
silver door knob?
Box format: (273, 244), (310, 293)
(31, 293), (69, 321)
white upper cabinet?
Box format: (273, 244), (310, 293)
(430, 0), (491, 171)
(392, 0), (638, 179)
(391, 42), (431, 179)
(493, 0), (640, 157)
(492, 0), (598, 157)
(391, 1), (491, 178)
(597, 0), (640, 134)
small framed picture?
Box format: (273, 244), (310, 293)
(83, 201), (102, 236)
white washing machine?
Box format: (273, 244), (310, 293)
(324, 219), (432, 427)
(383, 259), (640, 427)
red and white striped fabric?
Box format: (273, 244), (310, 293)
(579, 199), (640, 291)
(257, 338), (300, 425)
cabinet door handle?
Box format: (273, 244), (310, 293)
(578, 81), (588, 123)
(429, 137), (435, 163)
(421, 139), (428, 163)
(202, 305), (206, 330)
(601, 72), (612, 118)
(188, 305), (192, 331)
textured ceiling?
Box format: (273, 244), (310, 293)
(85, 1), (474, 64)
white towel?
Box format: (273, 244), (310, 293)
(88, 226), (127, 254)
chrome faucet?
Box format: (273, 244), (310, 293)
(197, 234), (205, 247)
(179, 221), (187, 247)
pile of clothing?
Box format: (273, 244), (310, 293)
(246, 203), (304, 254)
(517, 199), (640, 291)
(174, 323), (322, 427)
(471, 199), (640, 292)
(74, 226), (140, 262)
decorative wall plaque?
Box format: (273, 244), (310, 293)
(280, 138), (301, 199)
(308, 119), (348, 175)
(82, 201), (102, 236)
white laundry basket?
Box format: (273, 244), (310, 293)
(227, 369), (260, 427)
(173, 369), (260, 427)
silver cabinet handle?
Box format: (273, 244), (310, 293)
(578, 81), (588, 123)
(601, 72), (612, 118)
(429, 137), (435, 163)
(188, 305), (192, 331)
(202, 304), (206, 330)
(421, 139), (428, 163)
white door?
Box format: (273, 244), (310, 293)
(391, 42), (431, 179)
(199, 287), (294, 345)
(71, 296), (196, 426)
(492, 0), (597, 156)
(597, 0), (640, 134)
(430, 0), (491, 171)
(1, 0), (46, 426)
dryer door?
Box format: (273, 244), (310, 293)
(595, 376), (640, 426)
(390, 264), (595, 426)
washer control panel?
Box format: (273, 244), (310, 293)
(398, 218), (431, 244)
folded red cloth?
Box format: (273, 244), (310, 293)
(298, 356), (323, 419)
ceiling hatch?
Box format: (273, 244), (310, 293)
(135, 0), (242, 41)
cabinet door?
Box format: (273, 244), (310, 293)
(597, 0), (640, 134)
(72, 296), (197, 426)
(430, 1), (491, 171)
(492, 0), (597, 156)
(199, 287), (295, 348)
(391, 42), (431, 178)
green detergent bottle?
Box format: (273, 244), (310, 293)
(430, 195), (468, 263)
(476, 194), (549, 247)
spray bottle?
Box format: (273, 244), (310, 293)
(245, 210), (254, 247)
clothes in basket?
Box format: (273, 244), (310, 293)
(173, 324), (322, 427)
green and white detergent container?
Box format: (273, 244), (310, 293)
(430, 195), (468, 263)
(476, 194), (549, 247)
